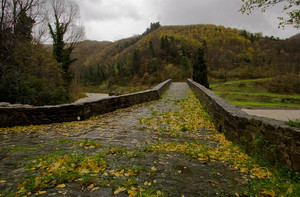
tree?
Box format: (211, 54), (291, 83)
(160, 35), (170, 55)
(143, 22), (161, 35)
(48, 0), (84, 87)
(131, 49), (141, 75)
(180, 56), (192, 79)
(0, 0), (44, 103)
(193, 47), (209, 88)
(240, 0), (300, 28)
(13, 41), (69, 105)
(149, 40), (155, 57)
(0, 0), (42, 60)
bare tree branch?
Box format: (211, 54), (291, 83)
(48, 0), (84, 46)
(240, 0), (300, 28)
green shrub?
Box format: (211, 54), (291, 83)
(266, 74), (300, 94)
(17, 74), (70, 106)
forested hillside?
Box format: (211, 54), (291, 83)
(73, 24), (300, 94)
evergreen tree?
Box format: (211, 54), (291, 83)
(241, 30), (248, 39)
(149, 40), (155, 57)
(250, 33), (254, 43)
(160, 35), (170, 55)
(160, 36), (166, 50)
(180, 56), (192, 78)
(193, 47), (209, 88)
(143, 22), (161, 35)
(108, 64), (116, 77)
(132, 49), (141, 75)
(15, 9), (35, 41)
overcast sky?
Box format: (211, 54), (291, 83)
(74, 0), (299, 42)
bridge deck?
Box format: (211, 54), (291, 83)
(0, 82), (253, 196)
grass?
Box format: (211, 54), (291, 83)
(1, 145), (37, 153)
(15, 144), (148, 196)
(18, 151), (108, 195)
(211, 78), (271, 86)
(286, 120), (300, 128)
(211, 78), (300, 108)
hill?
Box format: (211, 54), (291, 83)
(290, 33), (300, 40)
(72, 24), (300, 93)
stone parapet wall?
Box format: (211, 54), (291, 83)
(187, 79), (300, 172)
(0, 79), (172, 127)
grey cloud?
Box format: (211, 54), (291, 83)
(150, 0), (271, 32)
(76, 0), (142, 22)
(75, 0), (299, 41)
(154, 0), (298, 38)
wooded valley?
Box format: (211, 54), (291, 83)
(1, 10), (300, 106)
(74, 23), (300, 95)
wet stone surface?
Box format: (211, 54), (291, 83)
(0, 83), (248, 196)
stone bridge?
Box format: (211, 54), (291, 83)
(0, 81), (299, 196)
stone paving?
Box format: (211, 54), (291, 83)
(0, 82), (249, 196)
(79, 83), (189, 149)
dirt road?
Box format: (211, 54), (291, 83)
(74, 93), (109, 103)
(241, 109), (300, 121)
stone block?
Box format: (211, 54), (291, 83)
(277, 147), (290, 162)
(249, 116), (263, 127)
(0, 79), (172, 127)
(276, 125), (293, 137)
(243, 125), (261, 142)
(292, 134), (300, 149)
(187, 78), (300, 172)
(280, 135), (292, 147)
(263, 130), (281, 145)
(261, 121), (277, 134)
(291, 151), (300, 172)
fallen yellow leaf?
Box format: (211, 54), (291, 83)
(251, 168), (271, 179)
(287, 185), (293, 194)
(114, 187), (126, 195)
(0, 180), (6, 183)
(151, 166), (157, 171)
(38, 191), (47, 194)
(58, 191), (67, 195)
(91, 187), (99, 191)
(56, 184), (66, 188)
(240, 168), (249, 173)
(261, 190), (276, 197)
(78, 168), (90, 174)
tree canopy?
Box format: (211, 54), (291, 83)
(0, 0), (84, 105)
(193, 47), (209, 88)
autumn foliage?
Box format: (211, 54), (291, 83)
(74, 24), (299, 92)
